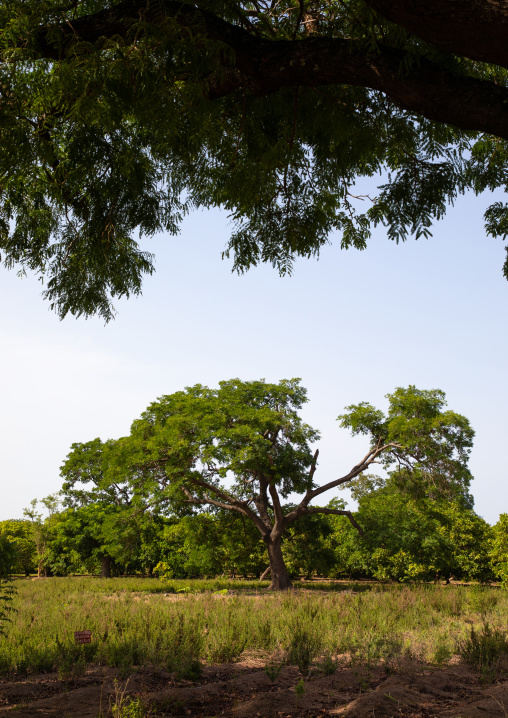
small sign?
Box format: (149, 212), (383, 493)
(74, 630), (92, 644)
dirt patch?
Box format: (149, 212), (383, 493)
(1, 659), (508, 717)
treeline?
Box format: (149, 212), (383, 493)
(2, 476), (508, 584)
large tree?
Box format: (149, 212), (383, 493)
(63, 379), (474, 589)
(1, 1), (508, 319)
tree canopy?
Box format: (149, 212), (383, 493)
(331, 475), (493, 583)
(1, 1), (508, 319)
(61, 379), (475, 589)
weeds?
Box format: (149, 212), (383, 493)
(294, 678), (305, 696)
(458, 622), (508, 683)
(284, 623), (322, 676)
(468, 589), (500, 618)
(349, 634), (403, 671)
(1, 578), (508, 677)
(319, 652), (338, 675)
(176, 657), (202, 682)
(109, 680), (147, 718)
(432, 640), (453, 665)
(0, 576), (16, 637)
(264, 655), (284, 682)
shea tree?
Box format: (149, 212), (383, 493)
(62, 379), (474, 589)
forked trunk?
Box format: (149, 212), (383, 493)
(266, 537), (292, 590)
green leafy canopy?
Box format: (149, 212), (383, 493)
(62, 379), (474, 537)
(338, 385), (475, 501)
(1, 1), (508, 318)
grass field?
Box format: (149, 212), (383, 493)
(1, 578), (507, 679)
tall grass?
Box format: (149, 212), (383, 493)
(1, 578), (507, 676)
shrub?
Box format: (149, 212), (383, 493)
(284, 624), (322, 676)
(458, 623), (508, 682)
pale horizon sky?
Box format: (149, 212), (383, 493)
(1, 189), (507, 524)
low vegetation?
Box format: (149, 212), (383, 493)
(1, 578), (507, 679)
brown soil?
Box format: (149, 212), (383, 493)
(1, 657), (508, 718)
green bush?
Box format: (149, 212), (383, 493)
(458, 623), (508, 682)
(284, 624), (322, 676)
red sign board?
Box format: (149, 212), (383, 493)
(74, 630), (92, 644)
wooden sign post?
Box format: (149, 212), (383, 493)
(74, 630), (92, 644)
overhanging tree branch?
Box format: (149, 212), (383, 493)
(21, 2), (508, 140)
(363, 0), (508, 69)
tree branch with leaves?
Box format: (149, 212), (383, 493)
(1, 1), (508, 319)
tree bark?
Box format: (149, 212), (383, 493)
(26, 1), (508, 140)
(266, 537), (292, 590)
(101, 555), (112, 578)
(363, 0), (508, 69)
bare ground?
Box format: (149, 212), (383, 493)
(2, 657), (508, 718)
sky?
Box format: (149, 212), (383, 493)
(1, 188), (507, 524)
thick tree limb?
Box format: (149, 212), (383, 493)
(255, 474), (272, 528)
(308, 449), (319, 484)
(280, 441), (398, 528)
(24, 1), (508, 140)
(363, 0), (508, 69)
(184, 478), (269, 534)
(268, 479), (284, 526)
(300, 442), (399, 507)
(303, 507), (364, 536)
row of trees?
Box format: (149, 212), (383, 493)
(2, 379), (507, 587)
(1, 485), (508, 584)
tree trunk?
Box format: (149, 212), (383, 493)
(101, 555), (112, 578)
(259, 566), (271, 582)
(266, 537), (292, 590)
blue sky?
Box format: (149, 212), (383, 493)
(1, 189), (506, 523)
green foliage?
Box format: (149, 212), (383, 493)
(0, 2), (507, 318)
(159, 511), (268, 579)
(56, 380), (478, 590)
(294, 677), (306, 696)
(112, 697), (146, 718)
(0, 520), (37, 576)
(282, 511), (336, 579)
(2, 577), (508, 675)
(23, 496), (63, 577)
(0, 535), (17, 636)
(319, 652), (338, 675)
(490, 514), (508, 585)
(349, 633), (403, 670)
(110, 680), (148, 718)
(61, 378), (325, 589)
(339, 386), (475, 503)
(458, 623), (508, 682)
(432, 640), (453, 666)
(331, 477), (493, 583)
(57, 447), (174, 576)
(284, 623), (322, 675)
(264, 657), (284, 682)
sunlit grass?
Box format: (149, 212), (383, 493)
(1, 578), (506, 676)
